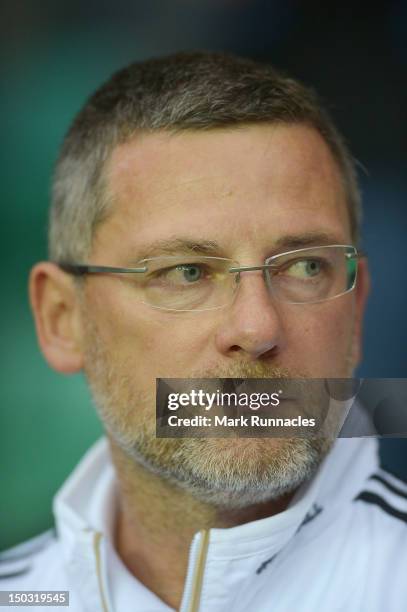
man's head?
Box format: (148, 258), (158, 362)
(30, 52), (370, 509)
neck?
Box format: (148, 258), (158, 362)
(108, 439), (296, 610)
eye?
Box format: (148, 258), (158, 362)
(151, 263), (209, 285)
(176, 264), (203, 282)
(285, 259), (322, 278)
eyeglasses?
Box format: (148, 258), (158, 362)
(59, 244), (361, 312)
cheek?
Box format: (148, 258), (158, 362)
(138, 314), (214, 376)
(285, 297), (355, 376)
(87, 283), (211, 378)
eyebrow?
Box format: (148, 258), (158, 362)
(128, 232), (346, 262)
(129, 238), (223, 262)
(272, 231), (346, 251)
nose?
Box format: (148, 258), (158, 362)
(214, 269), (286, 361)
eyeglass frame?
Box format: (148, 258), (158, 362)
(57, 244), (363, 310)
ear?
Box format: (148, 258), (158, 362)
(29, 262), (84, 373)
(350, 256), (370, 369)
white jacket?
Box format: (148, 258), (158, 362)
(1, 437), (407, 612)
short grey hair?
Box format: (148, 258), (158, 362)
(49, 51), (362, 262)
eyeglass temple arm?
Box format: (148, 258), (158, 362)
(58, 263), (148, 275)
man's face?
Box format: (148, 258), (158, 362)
(79, 124), (366, 507)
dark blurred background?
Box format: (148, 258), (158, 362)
(1, 0), (406, 550)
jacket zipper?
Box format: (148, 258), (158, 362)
(93, 528), (209, 612)
(93, 531), (110, 612)
(182, 529), (210, 612)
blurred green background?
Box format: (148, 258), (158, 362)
(1, 0), (406, 551)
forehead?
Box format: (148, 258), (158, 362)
(98, 124), (350, 258)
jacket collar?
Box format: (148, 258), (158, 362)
(53, 437), (379, 609)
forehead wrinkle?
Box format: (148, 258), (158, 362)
(108, 137), (236, 210)
(141, 178), (236, 214)
(108, 170), (237, 226)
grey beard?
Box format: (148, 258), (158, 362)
(83, 319), (334, 510)
(94, 390), (331, 510)
(121, 436), (328, 509)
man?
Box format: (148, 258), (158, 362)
(2, 52), (406, 611)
